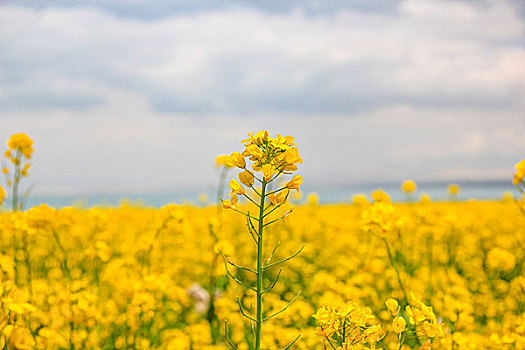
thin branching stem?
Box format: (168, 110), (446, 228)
(264, 245), (305, 270)
(382, 237), (409, 306)
(225, 321), (238, 350)
(263, 205), (296, 227)
(237, 298), (258, 323)
(219, 251), (256, 292)
(265, 187), (287, 197)
(263, 291), (301, 322)
(250, 185), (262, 197)
(263, 192), (291, 218)
(284, 334), (301, 350)
(246, 215), (259, 245)
(234, 210), (259, 222)
(245, 169), (263, 184)
(266, 242), (280, 264)
(243, 193), (260, 207)
(262, 268), (282, 294)
(218, 250), (257, 274)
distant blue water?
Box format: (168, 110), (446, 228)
(19, 180), (515, 209)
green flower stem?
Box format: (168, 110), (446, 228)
(265, 187), (287, 197)
(12, 150), (21, 286)
(382, 237), (409, 306)
(255, 179), (267, 350)
(243, 193), (259, 207)
(12, 150), (21, 212)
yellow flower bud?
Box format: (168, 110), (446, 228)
(230, 151), (246, 169)
(448, 183), (460, 196)
(238, 170), (254, 187)
(246, 145), (264, 160)
(221, 195), (238, 210)
(401, 180), (417, 193)
(229, 179), (245, 196)
(262, 164), (274, 181)
(286, 175), (303, 191)
(385, 298), (399, 316)
(215, 155), (234, 168)
(392, 316), (406, 334)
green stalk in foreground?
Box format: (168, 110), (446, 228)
(219, 131), (304, 350)
(254, 179), (266, 350)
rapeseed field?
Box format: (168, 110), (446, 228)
(0, 132), (523, 349)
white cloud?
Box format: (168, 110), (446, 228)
(1, 1), (524, 113)
(0, 1), (523, 196)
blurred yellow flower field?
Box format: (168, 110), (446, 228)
(0, 132), (523, 349)
(0, 198), (523, 349)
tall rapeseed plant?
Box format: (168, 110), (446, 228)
(2, 133), (34, 212)
(219, 130), (304, 350)
(2, 133), (34, 288)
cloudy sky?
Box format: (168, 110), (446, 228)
(1, 0), (524, 196)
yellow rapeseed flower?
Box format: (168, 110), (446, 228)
(261, 164), (274, 181)
(230, 151), (246, 169)
(448, 183), (460, 196)
(371, 189), (391, 203)
(513, 159), (525, 185)
(238, 170), (254, 187)
(215, 154), (234, 168)
(401, 179), (417, 193)
(221, 195), (238, 210)
(229, 179), (245, 196)
(385, 298), (399, 316)
(7, 133), (34, 156)
(392, 316), (406, 334)
(286, 175), (303, 191)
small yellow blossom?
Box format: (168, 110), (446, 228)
(401, 180), (417, 193)
(267, 191), (287, 206)
(371, 189), (391, 203)
(215, 154), (234, 168)
(230, 151), (246, 169)
(513, 159), (525, 185)
(246, 144), (264, 160)
(392, 317), (406, 334)
(385, 298), (399, 316)
(352, 193), (369, 205)
(229, 179), (245, 196)
(362, 202), (397, 237)
(261, 164), (274, 181)
(7, 133), (34, 159)
(448, 183), (460, 196)
(286, 175), (303, 191)
(221, 195), (238, 210)
(238, 170), (254, 187)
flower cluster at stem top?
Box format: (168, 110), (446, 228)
(513, 158), (525, 190)
(313, 301), (384, 349)
(221, 130), (303, 210)
(3, 133), (34, 178)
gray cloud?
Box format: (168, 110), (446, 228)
(1, 1), (524, 115)
(0, 0), (523, 196)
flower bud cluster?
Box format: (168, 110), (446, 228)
(361, 202), (399, 237)
(3, 133), (33, 178)
(513, 159), (525, 189)
(405, 293), (444, 339)
(221, 130), (303, 210)
(313, 301), (384, 349)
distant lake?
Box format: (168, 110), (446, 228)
(19, 179), (515, 209)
